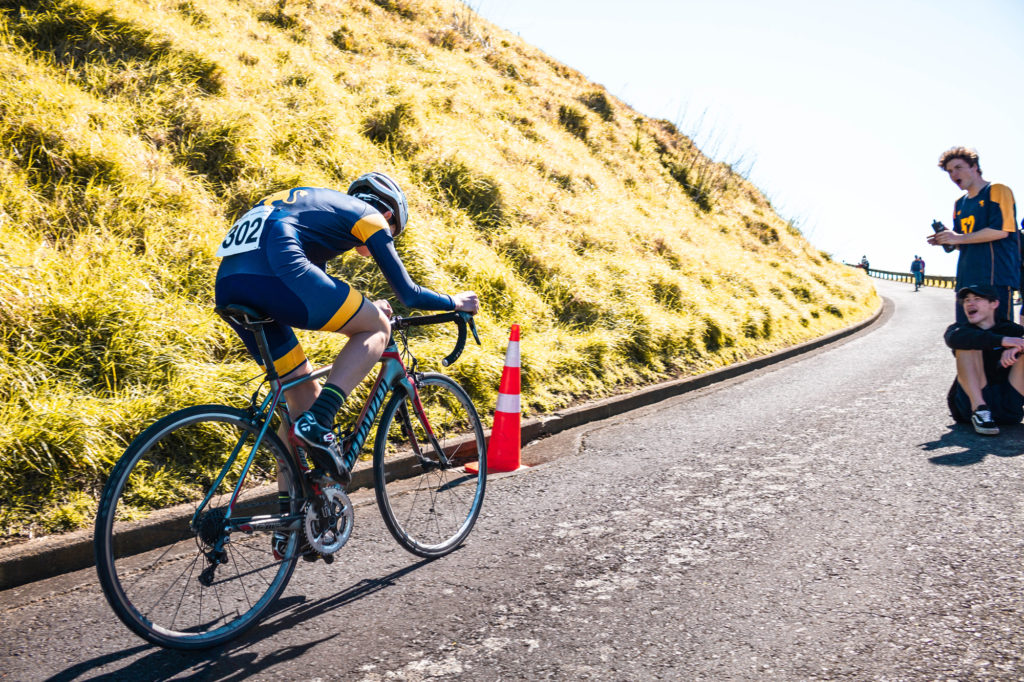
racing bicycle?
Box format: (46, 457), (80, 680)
(94, 306), (487, 650)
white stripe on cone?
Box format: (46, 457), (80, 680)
(505, 341), (520, 367)
(496, 392), (520, 414)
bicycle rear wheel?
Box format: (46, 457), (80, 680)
(94, 405), (302, 650)
(373, 373), (486, 558)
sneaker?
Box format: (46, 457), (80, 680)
(293, 412), (351, 485)
(971, 406), (999, 436)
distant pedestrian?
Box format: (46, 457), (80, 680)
(859, 255), (870, 270)
(910, 255), (925, 291)
(928, 146), (1019, 324)
(944, 284), (1024, 436)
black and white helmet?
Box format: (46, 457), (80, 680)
(347, 171), (408, 238)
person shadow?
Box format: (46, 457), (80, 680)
(46, 556), (436, 682)
(920, 422), (1024, 466)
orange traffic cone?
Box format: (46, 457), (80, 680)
(466, 325), (525, 474)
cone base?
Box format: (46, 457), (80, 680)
(464, 462), (528, 475)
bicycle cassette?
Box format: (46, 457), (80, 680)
(303, 486), (354, 557)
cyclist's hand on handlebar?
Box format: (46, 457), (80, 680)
(374, 299), (394, 317)
(452, 291), (479, 314)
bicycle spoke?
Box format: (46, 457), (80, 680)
(95, 406), (302, 649)
(374, 375), (486, 558)
(172, 554), (202, 633)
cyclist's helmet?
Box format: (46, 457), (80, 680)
(347, 171), (409, 238)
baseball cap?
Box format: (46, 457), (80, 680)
(956, 284), (998, 301)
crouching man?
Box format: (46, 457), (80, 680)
(944, 284), (1024, 435)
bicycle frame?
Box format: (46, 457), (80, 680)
(190, 335), (432, 538)
(96, 305), (482, 649)
(195, 304), (479, 550)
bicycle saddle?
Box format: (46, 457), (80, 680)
(214, 304), (274, 328)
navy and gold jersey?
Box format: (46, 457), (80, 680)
(953, 183), (1020, 287)
(214, 187), (454, 376)
(216, 187), (453, 312)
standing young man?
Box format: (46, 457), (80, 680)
(944, 284), (1024, 435)
(928, 147), (1019, 323)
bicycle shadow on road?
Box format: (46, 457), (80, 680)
(920, 423), (1024, 467)
(256, 554), (435, 634)
(45, 557), (434, 682)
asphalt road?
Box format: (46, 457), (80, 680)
(3, 278), (1023, 681)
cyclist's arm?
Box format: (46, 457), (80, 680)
(365, 231), (455, 311)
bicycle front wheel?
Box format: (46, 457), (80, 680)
(94, 405), (302, 650)
(374, 373), (486, 558)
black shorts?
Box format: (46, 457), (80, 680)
(948, 379), (1024, 425)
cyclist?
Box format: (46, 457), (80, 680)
(214, 174), (479, 487)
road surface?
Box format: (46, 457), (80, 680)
(2, 279), (1022, 680)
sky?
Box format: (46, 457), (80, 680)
(472, 0), (1024, 276)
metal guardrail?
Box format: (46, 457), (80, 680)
(865, 268), (956, 289)
(844, 263), (955, 288)
(847, 264), (1021, 303)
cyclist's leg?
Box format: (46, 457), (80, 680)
(261, 258), (390, 395)
(219, 258), (388, 466)
(249, 268), (387, 480)
(282, 362), (315, 401)
(245, 337), (309, 491)
(216, 274), (310, 492)
(326, 299), (391, 394)
(279, 360), (317, 438)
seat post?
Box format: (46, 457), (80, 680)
(252, 323), (281, 384)
(215, 305), (283, 385)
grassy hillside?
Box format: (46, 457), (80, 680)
(0, 0), (877, 538)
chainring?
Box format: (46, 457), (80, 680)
(303, 486), (354, 556)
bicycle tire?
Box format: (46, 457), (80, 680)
(94, 404), (302, 650)
(373, 373), (486, 558)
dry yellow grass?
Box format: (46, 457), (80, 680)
(0, 0), (876, 536)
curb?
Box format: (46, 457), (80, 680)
(0, 300), (887, 592)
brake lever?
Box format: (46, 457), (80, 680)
(462, 312), (481, 345)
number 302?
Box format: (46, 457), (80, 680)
(222, 216), (264, 249)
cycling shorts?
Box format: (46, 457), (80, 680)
(215, 223), (366, 376)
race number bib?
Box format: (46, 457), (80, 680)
(216, 205), (273, 257)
